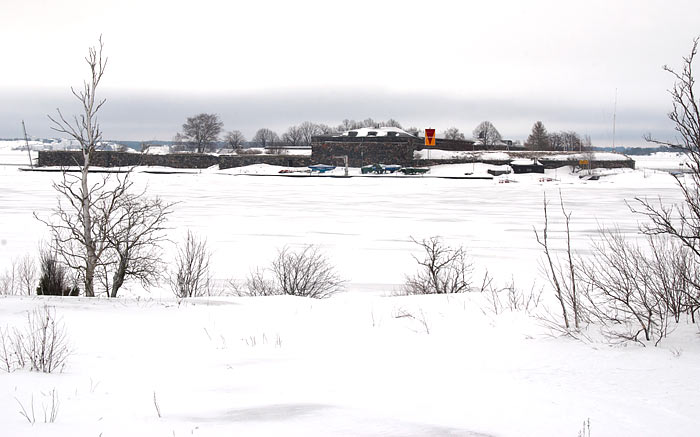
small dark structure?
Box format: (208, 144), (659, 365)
(510, 160), (545, 174)
(487, 168), (511, 176)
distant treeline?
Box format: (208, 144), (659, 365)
(591, 146), (680, 156)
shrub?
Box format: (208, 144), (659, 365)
(1, 305), (71, 373)
(243, 245), (344, 298)
(244, 267), (278, 297)
(403, 237), (473, 294)
(169, 231), (212, 298)
(36, 249), (78, 296)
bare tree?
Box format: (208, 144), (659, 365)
(297, 121), (324, 146)
(170, 231), (212, 298)
(442, 127), (465, 140)
(100, 193), (173, 297)
(44, 37), (107, 297)
(179, 113), (223, 153)
(361, 118), (377, 128)
(39, 39), (171, 298)
(17, 254), (37, 296)
(38, 171), (134, 297)
(472, 121), (502, 146)
(381, 118), (403, 129)
(337, 119), (362, 132)
(405, 126), (421, 137)
(637, 37), (700, 259)
(548, 131), (564, 150)
(403, 237), (473, 295)
(315, 123), (336, 135)
(252, 128), (280, 147)
(282, 125), (304, 145)
(224, 130), (246, 149)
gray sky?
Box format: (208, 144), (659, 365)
(1, 0), (699, 146)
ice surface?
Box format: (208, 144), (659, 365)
(0, 148), (697, 436)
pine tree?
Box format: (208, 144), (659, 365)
(525, 121), (550, 150)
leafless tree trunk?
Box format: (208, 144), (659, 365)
(534, 193), (572, 329)
(37, 171), (131, 297)
(46, 37), (107, 297)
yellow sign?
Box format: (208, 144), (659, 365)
(425, 128), (436, 146)
(579, 160), (589, 165)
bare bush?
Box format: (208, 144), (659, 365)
(241, 245), (343, 298)
(0, 258), (18, 295)
(403, 236), (473, 294)
(16, 388), (60, 424)
(244, 267), (278, 296)
(1, 306), (71, 373)
(169, 231), (212, 298)
(0, 326), (21, 372)
(482, 273), (543, 315)
(579, 230), (693, 345)
(271, 246), (344, 298)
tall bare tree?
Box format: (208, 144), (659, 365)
(39, 38), (172, 298)
(298, 121), (323, 146)
(282, 125), (304, 145)
(252, 128), (280, 147)
(45, 37), (107, 297)
(472, 121), (502, 146)
(637, 37), (700, 258)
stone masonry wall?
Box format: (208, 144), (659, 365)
(38, 150), (635, 171)
(38, 151), (314, 169)
(312, 141), (417, 167)
(38, 151), (219, 168)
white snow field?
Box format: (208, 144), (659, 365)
(0, 146), (699, 436)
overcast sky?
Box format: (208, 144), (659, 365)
(1, 0), (699, 146)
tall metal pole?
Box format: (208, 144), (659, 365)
(612, 88), (617, 149)
(22, 120), (33, 168)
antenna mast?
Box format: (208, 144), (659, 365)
(21, 120), (33, 168)
(612, 88), (617, 149)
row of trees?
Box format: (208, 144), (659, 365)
(174, 116), (595, 152)
(525, 121), (592, 151)
(174, 117), (419, 152)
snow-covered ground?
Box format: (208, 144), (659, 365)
(0, 146), (698, 436)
